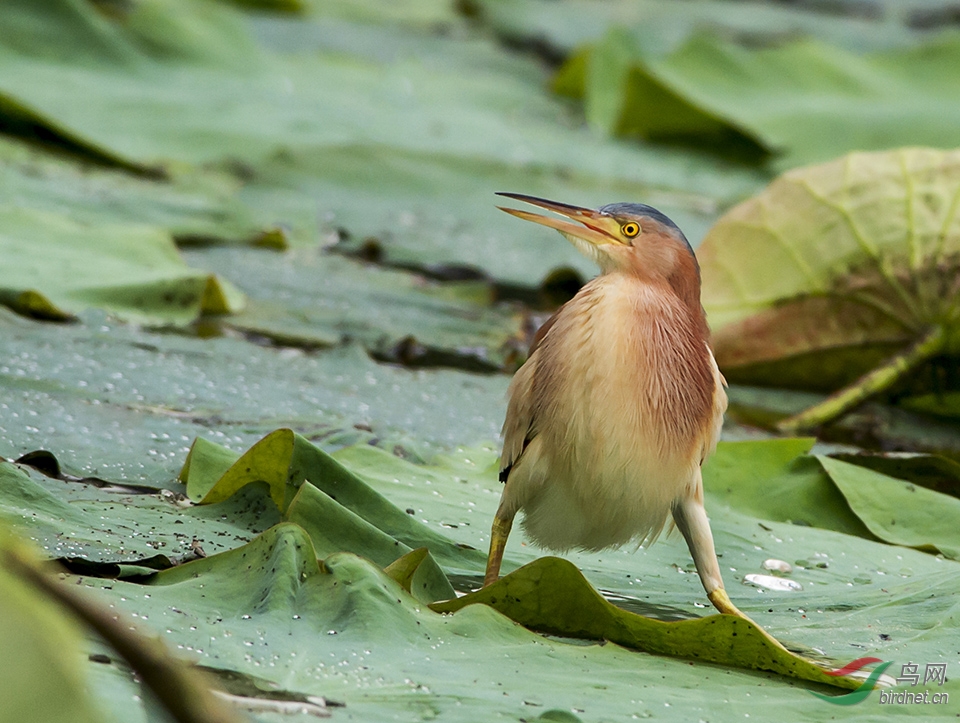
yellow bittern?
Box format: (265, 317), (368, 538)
(485, 193), (745, 618)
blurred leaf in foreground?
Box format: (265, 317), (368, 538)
(699, 148), (960, 433)
(0, 529), (242, 723)
(0, 531), (104, 723)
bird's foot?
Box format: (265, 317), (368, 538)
(708, 588), (789, 651)
(707, 588), (746, 617)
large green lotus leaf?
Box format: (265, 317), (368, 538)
(817, 456), (960, 560)
(828, 451), (960, 498)
(181, 429), (462, 602)
(0, 1), (765, 289)
(0, 458), (281, 563)
(700, 148), (960, 391)
(473, 0), (930, 60)
(702, 439), (875, 538)
(431, 556), (861, 690)
(187, 246), (522, 370)
(0, 0), (262, 70)
(81, 517), (960, 721)
(0, 533), (106, 723)
(0, 1), (755, 186)
(6, 437), (960, 720)
(557, 30), (960, 168)
(236, 145), (729, 288)
(286, 484), (455, 603)
(0, 206), (244, 324)
(0, 135), (272, 247)
(706, 440), (960, 559)
(329, 443), (500, 569)
(703, 439), (960, 559)
(181, 429), (487, 574)
(0, 309), (510, 486)
(239, 12), (759, 282)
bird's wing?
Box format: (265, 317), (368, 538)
(499, 305), (566, 482)
(699, 345), (728, 466)
(499, 353), (537, 483)
(528, 306), (563, 356)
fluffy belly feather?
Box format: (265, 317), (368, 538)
(502, 275), (724, 552)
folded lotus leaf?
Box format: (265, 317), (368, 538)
(0, 205), (244, 325)
(699, 148), (960, 430)
(431, 557), (864, 691)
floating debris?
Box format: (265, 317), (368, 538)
(743, 574), (803, 592)
(762, 558), (793, 574)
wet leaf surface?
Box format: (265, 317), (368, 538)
(0, 308), (510, 483)
(6, 425), (960, 720)
(3, 1), (960, 720)
(188, 246), (524, 370)
(817, 455), (960, 560)
(431, 556), (862, 689)
(0, 205), (244, 325)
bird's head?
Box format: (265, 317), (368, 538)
(497, 193), (699, 285)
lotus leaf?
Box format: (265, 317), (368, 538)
(473, 0), (932, 59)
(553, 29), (960, 168)
(0, 205), (244, 324)
(188, 246), (523, 371)
(431, 556), (863, 690)
(6, 430), (960, 720)
(816, 455), (960, 560)
(828, 451), (960, 498)
(0, 0), (761, 287)
(0, 532), (104, 723)
(699, 148), (960, 432)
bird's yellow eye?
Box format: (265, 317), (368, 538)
(621, 222), (640, 238)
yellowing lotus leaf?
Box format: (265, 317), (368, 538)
(700, 148), (960, 432)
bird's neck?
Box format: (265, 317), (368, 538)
(663, 265), (709, 341)
(615, 256), (708, 342)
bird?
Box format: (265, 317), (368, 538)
(484, 192), (746, 618)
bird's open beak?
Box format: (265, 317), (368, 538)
(496, 193), (625, 246)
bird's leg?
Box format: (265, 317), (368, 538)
(673, 493), (793, 653)
(671, 494), (748, 618)
(483, 503), (515, 587)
